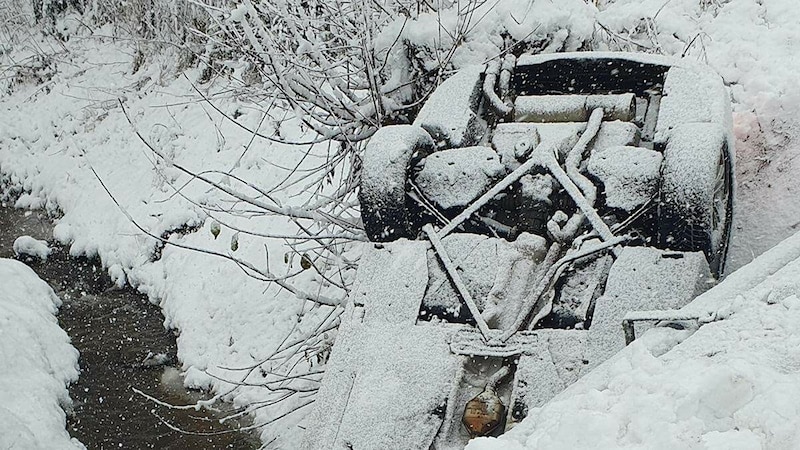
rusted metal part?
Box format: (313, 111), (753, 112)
(462, 387), (506, 437)
(462, 366), (512, 437)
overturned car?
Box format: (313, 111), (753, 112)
(303, 52), (734, 449)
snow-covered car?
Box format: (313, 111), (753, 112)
(303, 52), (734, 450)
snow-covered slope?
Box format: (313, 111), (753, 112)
(0, 259), (82, 450)
(467, 229), (800, 450)
(0, 36), (346, 445)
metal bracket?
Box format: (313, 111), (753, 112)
(621, 309), (706, 345)
(424, 224), (493, 340)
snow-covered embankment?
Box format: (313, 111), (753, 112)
(0, 259), (82, 449)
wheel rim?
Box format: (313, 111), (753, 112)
(710, 148), (732, 268)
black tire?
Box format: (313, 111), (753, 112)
(658, 123), (733, 277)
(359, 125), (435, 242)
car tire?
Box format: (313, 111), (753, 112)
(658, 123), (733, 277)
(359, 125), (435, 242)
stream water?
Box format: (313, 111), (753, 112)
(0, 205), (261, 449)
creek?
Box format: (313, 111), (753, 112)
(0, 204), (261, 449)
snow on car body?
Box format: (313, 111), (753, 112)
(304, 52), (734, 449)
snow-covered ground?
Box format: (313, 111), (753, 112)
(0, 259), (82, 450)
(0, 0), (798, 447)
(0, 32), (346, 445)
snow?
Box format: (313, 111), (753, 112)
(380, 0), (800, 274)
(423, 234), (515, 316)
(0, 37), (347, 446)
(0, 0), (798, 446)
(587, 146), (662, 212)
(466, 230), (800, 450)
(514, 94), (635, 123)
(515, 95), (589, 123)
(493, 122), (585, 162)
(509, 339), (574, 415)
(362, 125), (435, 201)
(356, 241), (429, 325)
(682, 225), (800, 318)
(483, 233), (548, 330)
(302, 242), (458, 449)
(586, 247), (711, 368)
(491, 123), (541, 169)
(595, 0), (800, 272)
(12, 235), (52, 260)
(305, 324), (457, 450)
(0, 259), (82, 450)
(414, 65), (486, 148)
(590, 121), (642, 154)
(661, 123), (728, 222)
(655, 67), (731, 145)
(421, 233), (547, 326)
(360, 124), (435, 239)
(516, 51), (678, 68)
(415, 146), (504, 210)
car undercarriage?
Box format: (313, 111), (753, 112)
(303, 52), (735, 450)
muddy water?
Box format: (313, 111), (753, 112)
(0, 205), (261, 450)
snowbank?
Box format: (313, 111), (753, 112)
(13, 235), (52, 260)
(0, 259), (82, 450)
(0, 36), (345, 446)
(467, 230), (800, 450)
